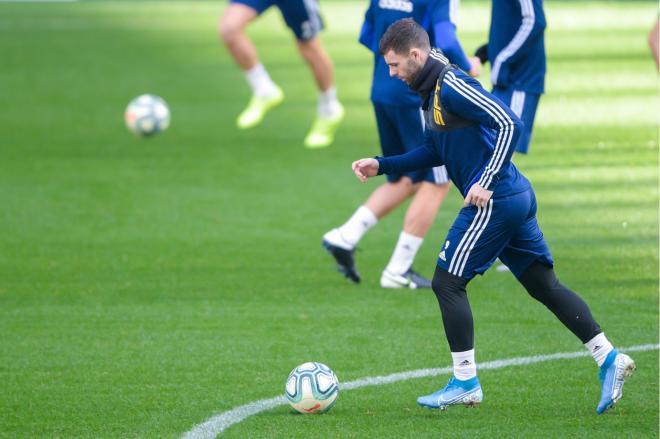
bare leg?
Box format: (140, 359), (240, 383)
(219, 3), (259, 70)
(649, 18), (659, 71)
(297, 36), (344, 147)
(220, 4), (284, 129)
(322, 177), (415, 282)
(403, 182), (450, 237)
(364, 177), (417, 219)
(296, 36), (334, 91)
(381, 182), (449, 284)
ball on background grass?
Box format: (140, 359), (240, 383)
(285, 362), (339, 414)
(124, 94), (170, 137)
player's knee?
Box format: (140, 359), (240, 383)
(431, 266), (445, 296)
(432, 266), (468, 305)
(296, 37), (321, 58)
(518, 260), (558, 301)
(219, 18), (241, 42)
(219, 7), (251, 42)
(419, 180), (450, 197)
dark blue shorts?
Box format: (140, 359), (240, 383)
(373, 102), (449, 185)
(492, 87), (541, 154)
(437, 188), (553, 280)
(231, 0), (324, 41)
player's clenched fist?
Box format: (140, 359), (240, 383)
(464, 183), (493, 208)
(351, 158), (380, 182)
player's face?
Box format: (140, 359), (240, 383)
(384, 49), (424, 85)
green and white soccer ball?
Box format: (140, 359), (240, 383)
(285, 362), (339, 414)
(124, 94), (170, 136)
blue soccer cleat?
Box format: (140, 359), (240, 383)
(596, 349), (636, 414)
(417, 376), (483, 410)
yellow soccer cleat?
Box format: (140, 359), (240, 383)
(303, 104), (345, 149)
(236, 87), (284, 129)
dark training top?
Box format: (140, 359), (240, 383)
(488, 0), (546, 93)
(377, 50), (532, 198)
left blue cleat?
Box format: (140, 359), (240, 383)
(597, 349), (636, 414)
(417, 376), (483, 410)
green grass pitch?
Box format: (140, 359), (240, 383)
(0, 1), (657, 437)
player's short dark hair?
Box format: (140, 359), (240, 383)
(379, 18), (431, 55)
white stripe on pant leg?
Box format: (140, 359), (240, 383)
(449, 205), (489, 275)
(510, 91), (519, 117)
(511, 90), (525, 118)
(509, 91), (517, 116)
(432, 166), (448, 184)
(453, 199), (493, 277)
(458, 199), (494, 277)
(450, 204), (490, 275)
(448, 205), (484, 274)
(302, 0), (322, 38)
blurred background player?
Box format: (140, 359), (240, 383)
(322, 0), (481, 288)
(649, 17), (659, 71)
(474, 0), (546, 155)
(219, 0), (344, 148)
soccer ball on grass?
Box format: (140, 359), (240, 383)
(124, 94), (170, 137)
(285, 362), (339, 414)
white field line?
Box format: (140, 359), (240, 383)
(183, 343), (658, 439)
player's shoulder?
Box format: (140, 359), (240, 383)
(441, 68), (481, 95)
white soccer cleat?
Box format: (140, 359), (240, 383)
(380, 269), (432, 289)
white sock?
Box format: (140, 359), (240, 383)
(385, 231), (423, 275)
(244, 64), (279, 98)
(452, 349), (477, 381)
(324, 206), (377, 250)
(584, 333), (614, 367)
(318, 86), (342, 118)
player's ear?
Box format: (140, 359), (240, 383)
(410, 47), (424, 63)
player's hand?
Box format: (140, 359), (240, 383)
(464, 183), (493, 208)
(468, 56), (482, 77)
(352, 158), (379, 182)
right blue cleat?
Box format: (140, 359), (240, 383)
(417, 376), (483, 410)
(596, 349), (636, 414)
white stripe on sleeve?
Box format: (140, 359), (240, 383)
(444, 71), (515, 190)
(490, 0), (535, 85)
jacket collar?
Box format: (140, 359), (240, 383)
(409, 49), (449, 110)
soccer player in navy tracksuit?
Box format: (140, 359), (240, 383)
(323, 0), (482, 289)
(352, 18), (635, 414)
(474, 0), (546, 154)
